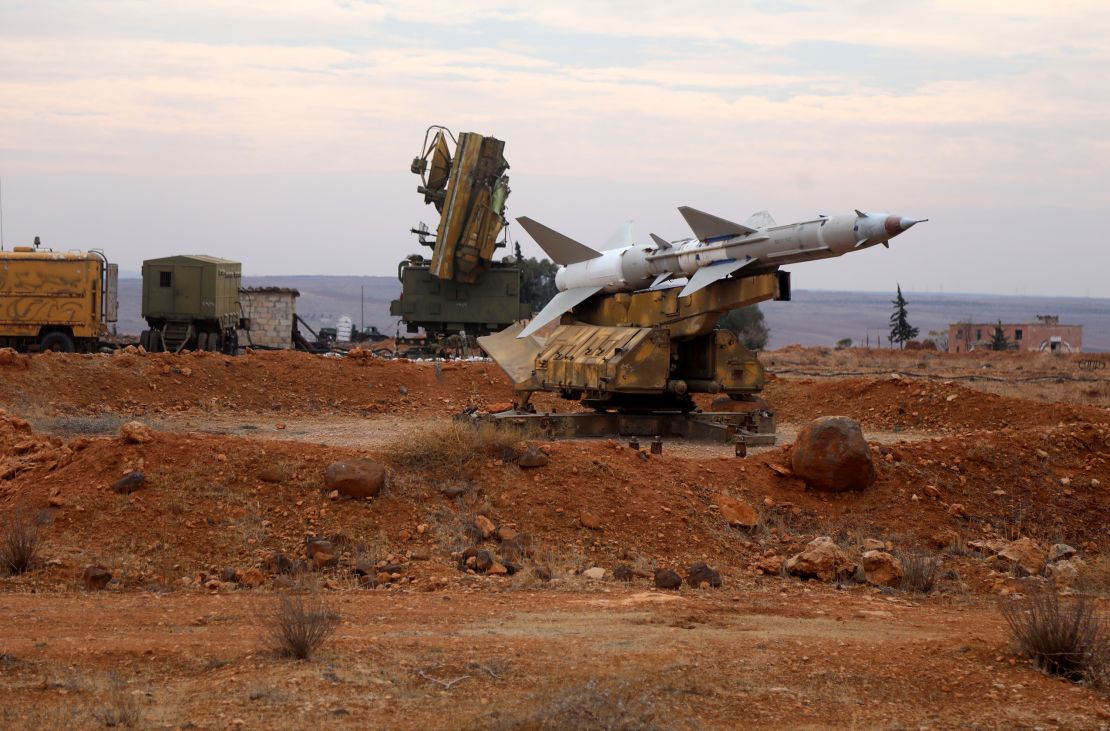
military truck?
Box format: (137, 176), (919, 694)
(140, 255), (244, 354)
(389, 126), (531, 341)
(0, 239), (118, 352)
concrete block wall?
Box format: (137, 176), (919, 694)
(238, 290), (297, 348)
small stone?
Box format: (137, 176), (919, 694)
(861, 550), (904, 587)
(112, 471), (145, 494)
(579, 512), (602, 530)
(239, 568), (265, 588)
(220, 567), (239, 583)
(613, 564), (634, 582)
(495, 526), (517, 542)
(517, 447), (550, 468)
(487, 562), (509, 576)
(1049, 543), (1077, 562)
(583, 567), (606, 580)
(947, 503), (968, 519)
(82, 565), (112, 590)
(258, 465), (286, 483)
(654, 568), (682, 590)
(861, 538), (885, 551)
(754, 555), (784, 575)
(712, 494), (759, 528)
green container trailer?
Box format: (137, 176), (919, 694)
(140, 255), (243, 353)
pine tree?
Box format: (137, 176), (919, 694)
(990, 320), (1010, 351)
(719, 305), (770, 351)
(889, 285), (919, 349)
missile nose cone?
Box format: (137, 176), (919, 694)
(884, 215), (927, 236)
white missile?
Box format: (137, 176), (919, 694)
(514, 207), (925, 338)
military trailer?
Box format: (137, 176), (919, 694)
(140, 255), (243, 354)
(0, 241), (118, 352)
(389, 254), (531, 336)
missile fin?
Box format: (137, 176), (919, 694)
(649, 272), (673, 288)
(516, 217), (602, 265)
(517, 286), (602, 339)
(649, 233), (672, 250)
(678, 206), (758, 241)
(854, 238), (870, 248)
(854, 209), (867, 217)
(677, 258), (753, 298)
(744, 210), (776, 229)
(478, 323), (544, 385)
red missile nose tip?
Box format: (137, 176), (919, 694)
(884, 215), (926, 236)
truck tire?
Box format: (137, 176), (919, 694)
(208, 332), (221, 352)
(149, 331), (164, 353)
(40, 332), (75, 353)
(140, 330), (151, 351)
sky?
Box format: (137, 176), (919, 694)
(0, 1), (1108, 296)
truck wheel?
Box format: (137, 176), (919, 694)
(207, 332), (221, 352)
(40, 332), (75, 353)
(149, 331), (164, 353)
(140, 330), (151, 351)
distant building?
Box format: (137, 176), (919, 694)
(239, 287), (300, 349)
(948, 315), (1082, 353)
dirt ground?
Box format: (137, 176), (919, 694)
(1, 346), (1108, 729)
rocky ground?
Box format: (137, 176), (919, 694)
(0, 346), (1108, 729)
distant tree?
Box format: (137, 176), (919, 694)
(719, 305), (770, 352)
(517, 257), (559, 314)
(889, 285), (919, 349)
(835, 337), (853, 349)
(990, 320), (1010, 351)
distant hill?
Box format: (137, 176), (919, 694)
(115, 276), (1108, 352)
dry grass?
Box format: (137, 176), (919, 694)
(899, 551), (941, 593)
(262, 593), (340, 661)
(1001, 590), (1109, 685)
(90, 673), (142, 728)
(1076, 556), (1110, 597)
(387, 420), (528, 474)
(465, 678), (669, 730)
(2, 509), (42, 575)
(37, 413), (123, 437)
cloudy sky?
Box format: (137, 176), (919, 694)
(1, 1), (1107, 296)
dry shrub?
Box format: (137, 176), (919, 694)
(388, 421), (527, 473)
(466, 678), (668, 730)
(899, 551), (941, 593)
(1001, 590), (1109, 684)
(40, 413), (122, 437)
(263, 593), (340, 660)
(2, 509), (42, 575)
(91, 673), (142, 728)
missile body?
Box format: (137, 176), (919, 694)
(515, 207), (924, 337)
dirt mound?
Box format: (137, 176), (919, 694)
(0, 349), (515, 418)
(2, 409), (1105, 593)
(763, 376), (1109, 432)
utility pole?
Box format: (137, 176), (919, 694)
(360, 285), (365, 332)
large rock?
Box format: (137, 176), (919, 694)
(82, 565), (112, 590)
(120, 421), (154, 444)
(324, 458), (386, 499)
(785, 537), (857, 581)
(861, 550), (904, 587)
(995, 537), (1046, 576)
(112, 471), (145, 494)
(790, 416), (876, 492)
(517, 447), (549, 468)
(712, 494), (759, 528)
(654, 569), (682, 590)
(686, 562), (722, 588)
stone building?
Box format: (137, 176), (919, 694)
(948, 315), (1082, 353)
(238, 287), (299, 349)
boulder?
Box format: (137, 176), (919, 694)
(263, 551), (295, 575)
(82, 565), (112, 590)
(1048, 543), (1077, 562)
(686, 562), (722, 588)
(579, 511), (602, 530)
(712, 494), (759, 528)
(324, 458), (386, 499)
(789, 416), (876, 492)
(613, 564), (635, 582)
(582, 567), (606, 580)
(785, 537), (857, 581)
(754, 555), (784, 575)
(473, 515), (496, 539)
(239, 567), (266, 588)
(995, 538), (1046, 576)
(1046, 557), (1086, 587)
(517, 447), (549, 468)
(120, 421), (154, 444)
(258, 465), (286, 483)
(112, 471), (145, 494)
(861, 550), (904, 587)
(654, 568), (682, 590)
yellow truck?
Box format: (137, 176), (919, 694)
(0, 242), (118, 352)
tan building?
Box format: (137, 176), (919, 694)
(948, 315), (1082, 353)
(238, 287), (299, 349)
